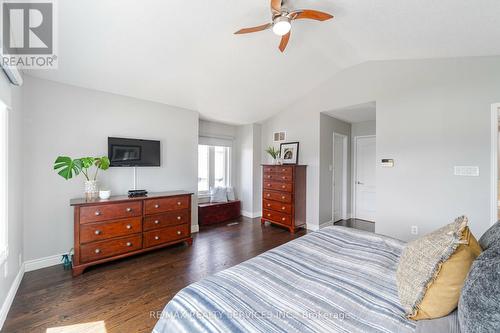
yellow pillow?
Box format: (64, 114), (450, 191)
(410, 227), (482, 320)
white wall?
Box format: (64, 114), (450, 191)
(261, 56), (500, 240)
(235, 124), (262, 217)
(0, 72), (24, 327)
(22, 76), (199, 261)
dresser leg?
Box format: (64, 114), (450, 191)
(289, 227), (296, 234)
(72, 266), (85, 277)
(260, 219), (266, 225)
(186, 238), (193, 246)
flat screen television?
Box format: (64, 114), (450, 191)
(108, 137), (160, 167)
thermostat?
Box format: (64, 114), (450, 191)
(381, 159), (394, 167)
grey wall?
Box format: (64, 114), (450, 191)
(22, 76), (199, 261)
(0, 73), (23, 324)
(319, 114), (352, 224)
(261, 56), (500, 239)
(352, 120), (376, 138)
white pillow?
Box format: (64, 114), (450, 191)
(226, 187), (236, 201)
(210, 187), (228, 203)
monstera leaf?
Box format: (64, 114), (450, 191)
(94, 156), (110, 170)
(54, 156), (83, 180)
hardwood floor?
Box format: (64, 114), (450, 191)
(334, 218), (375, 232)
(3, 217), (306, 333)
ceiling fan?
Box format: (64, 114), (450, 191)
(234, 0), (334, 53)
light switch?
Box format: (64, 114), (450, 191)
(454, 166), (479, 177)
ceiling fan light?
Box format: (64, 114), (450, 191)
(272, 17), (291, 36)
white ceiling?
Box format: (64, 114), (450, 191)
(27, 0), (500, 124)
(324, 101), (376, 123)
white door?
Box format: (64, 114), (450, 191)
(333, 134), (345, 222)
(355, 136), (376, 222)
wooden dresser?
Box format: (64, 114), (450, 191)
(261, 164), (307, 233)
(70, 191), (193, 276)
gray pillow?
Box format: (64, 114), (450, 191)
(458, 246), (500, 333)
(416, 310), (461, 333)
(479, 221), (500, 250)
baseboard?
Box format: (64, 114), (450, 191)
(191, 224), (199, 233)
(320, 220), (334, 229)
(306, 224), (319, 231)
(241, 211), (261, 219)
(0, 263), (24, 330)
(24, 253), (65, 272)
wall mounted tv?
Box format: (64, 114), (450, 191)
(108, 137), (161, 167)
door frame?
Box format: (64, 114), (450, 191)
(352, 135), (376, 220)
(332, 132), (348, 222)
(490, 103), (500, 226)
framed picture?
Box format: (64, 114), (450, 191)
(280, 142), (299, 164)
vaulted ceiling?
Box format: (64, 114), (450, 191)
(27, 0), (500, 124)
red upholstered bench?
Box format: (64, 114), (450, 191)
(198, 200), (241, 226)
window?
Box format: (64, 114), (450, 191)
(198, 145), (231, 195)
(0, 101), (7, 264)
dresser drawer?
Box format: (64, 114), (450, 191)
(144, 210), (189, 231)
(80, 201), (142, 223)
(263, 190), (292, 203)
(80, 217), (142, 244)
(143, 224), (190, 248)
(262, 209), (292, 226)
(263, 172), (293, 182)
(263, 181), (293, 192)
(263, 200), (292, 214)
(144, 196), (189, 215)
(80, 234), (142, 263)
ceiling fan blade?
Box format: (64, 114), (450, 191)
(234, 23), (272, 35)
(271, 0), (282, 16)
(291, 9), (333, 21)
(279, 31), (290, 53)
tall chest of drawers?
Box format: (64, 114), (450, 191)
(261, 165), (307, 233)
(71, 191), (193, 276)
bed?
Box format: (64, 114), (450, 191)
(153, 226), (416, 333)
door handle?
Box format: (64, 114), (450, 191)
(357, 181), (364, 185)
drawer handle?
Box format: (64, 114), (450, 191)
(177, 216), (182, 220)
(126, 242), (132, 247)
(95, 248), (101, 254)
(281, 196), (285, 199)
(282, 176), (286, 179)
(126, 207), (132, 212)
(267, 194), (270, 197)
(154, 204), (160, 208)
(282, 206), (286, 210)
(267, 184), (271, 187)
(267, 204), (271, 207)
(94, 230), (101, 235)
(177, 202), (181, 206)
(282, 185), (286, 189)
(154, 236), (160, 240)
(177, 230), (182, 235)
(267, 213), (271, 217)
(94, 211), (101, 216)
(154, 220), (160, 224)
(282, 217), (286, 221)
(126, 224), (132, 229)
(282, 168), (286, 171)
(267, 175), (271, 178)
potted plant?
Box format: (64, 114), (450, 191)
(265, 146), (281, 165)
(54, 156), (110, 199)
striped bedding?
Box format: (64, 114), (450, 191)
(153, 226), (416, 333)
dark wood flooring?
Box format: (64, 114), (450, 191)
(334, 218), (375, 232)
(3, 218), (306, 333)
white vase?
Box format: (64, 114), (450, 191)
(84, 180), (99, 200)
